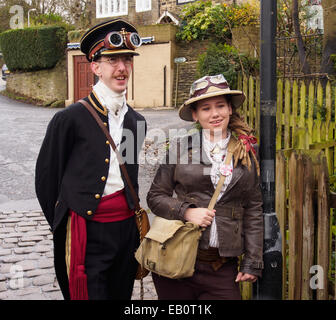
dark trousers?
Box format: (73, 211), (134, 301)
(84, 216), (139, 300)
(152, 258), (241, 300)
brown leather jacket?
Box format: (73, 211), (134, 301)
(146, 131), (264, 277)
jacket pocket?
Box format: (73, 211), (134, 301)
(216, 207), (244, 252)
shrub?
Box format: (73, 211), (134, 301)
(197, 43), (259, 89)
(176, 0), (259, 43)
(31, 13), (75, 32)
(0, 25), (67, 72)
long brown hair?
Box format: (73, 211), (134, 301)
(229, 110), (260, 176)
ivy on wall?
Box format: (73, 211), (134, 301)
(176, 0), (259, 43)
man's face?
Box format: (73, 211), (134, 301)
(91, 54), (133, 93)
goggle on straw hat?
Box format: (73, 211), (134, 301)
(178, 74), (245, 121)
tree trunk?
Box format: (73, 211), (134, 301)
(320, 0), (336, 77)
(292, 0), (311, 75)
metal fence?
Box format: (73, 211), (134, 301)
(276, 32), (324, 79)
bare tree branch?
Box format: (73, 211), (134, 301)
(292, 0), (311, 75)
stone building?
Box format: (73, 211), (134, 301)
(91, 0), (252, 26)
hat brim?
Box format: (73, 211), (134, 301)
(178, 90), (245, 122)
(100, 49), (140, 57)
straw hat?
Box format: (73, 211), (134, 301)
(178, 74), (245, 121)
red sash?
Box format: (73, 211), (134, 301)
(68, 189), (135, 300)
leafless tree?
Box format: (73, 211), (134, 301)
(320, 0), (336, 77)
(292, 0), (311, 75)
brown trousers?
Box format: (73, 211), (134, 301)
(152, 258), (241, 300)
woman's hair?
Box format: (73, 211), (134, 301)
(228, 110), (260, 176)
(192, 95), (260, 175)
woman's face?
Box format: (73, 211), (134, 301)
(192, 95), (232, 139)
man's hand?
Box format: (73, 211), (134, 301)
(235, 272), (257, 283)
(184, 207), (215, 227)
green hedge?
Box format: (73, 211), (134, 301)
(0, 26), (67, 72)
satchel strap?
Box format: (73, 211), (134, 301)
(78, 99), (141, 213)
(207, 137), (235, 211)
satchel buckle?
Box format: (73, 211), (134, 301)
(147, 260), (156, 270)
(135, 208), (146, 217)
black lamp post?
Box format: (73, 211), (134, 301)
(253, 0), (283, 300)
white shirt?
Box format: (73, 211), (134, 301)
(202, 130), (233, 248)
(92, 80), (128, 196)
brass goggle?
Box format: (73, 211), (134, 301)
(104, 28), (142, 50)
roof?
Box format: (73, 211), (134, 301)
(156, 10), (180, 26)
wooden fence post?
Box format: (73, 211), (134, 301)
(288, 151), (304, 299)
(301, 155), (315, 300)
(284, 79), (291, 149)
(292, 80), (298, 149)
(276, 151), (287, 299)
(307, 81), (314, 146)
(316, 153), (330, 300)
(276, 78), (283, 150)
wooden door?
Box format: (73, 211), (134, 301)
(74, 55), (95, 101)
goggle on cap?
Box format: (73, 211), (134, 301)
(80, 18), (142, 62)
(178, 74), (246, 122)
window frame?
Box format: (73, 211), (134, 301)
(136, 0), (151, 12)
(96, 0), (128, 18)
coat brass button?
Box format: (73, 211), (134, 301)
(95, 194), (101, 199)
(101, 176), (106, 181)
(106, 140), (110, 145)
(87, 210), (93, 215)
(103, 122), (108, 127)
(105, 158), (109, 163)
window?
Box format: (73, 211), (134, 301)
(136, 0), (151, 12)
(176, 0), (194, 5)
(96, 0), (128, 18)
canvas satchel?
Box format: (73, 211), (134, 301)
(135, 137), (235, 279)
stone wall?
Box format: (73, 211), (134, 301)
(173, 40), (210, 107)
(231, 25), (260, 58)
(6, 59), (67, 107)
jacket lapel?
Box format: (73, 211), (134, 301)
(187, 130), (212, 165)
(88, 91), (108, 117)
(223, 136), (245, 194)
(224, 164), (244, 194)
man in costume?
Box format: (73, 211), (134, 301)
(35, 18), (147, 300)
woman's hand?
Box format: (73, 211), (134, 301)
(235, 272), (257, 283)
(184, 207), (215, 227)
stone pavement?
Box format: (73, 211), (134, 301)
(0, 209), (158, 300)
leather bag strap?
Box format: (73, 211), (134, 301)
(78, 99), (141, 212)
(207, 137), (235, 211)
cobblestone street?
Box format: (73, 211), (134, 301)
(0, 210), (157, 300)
